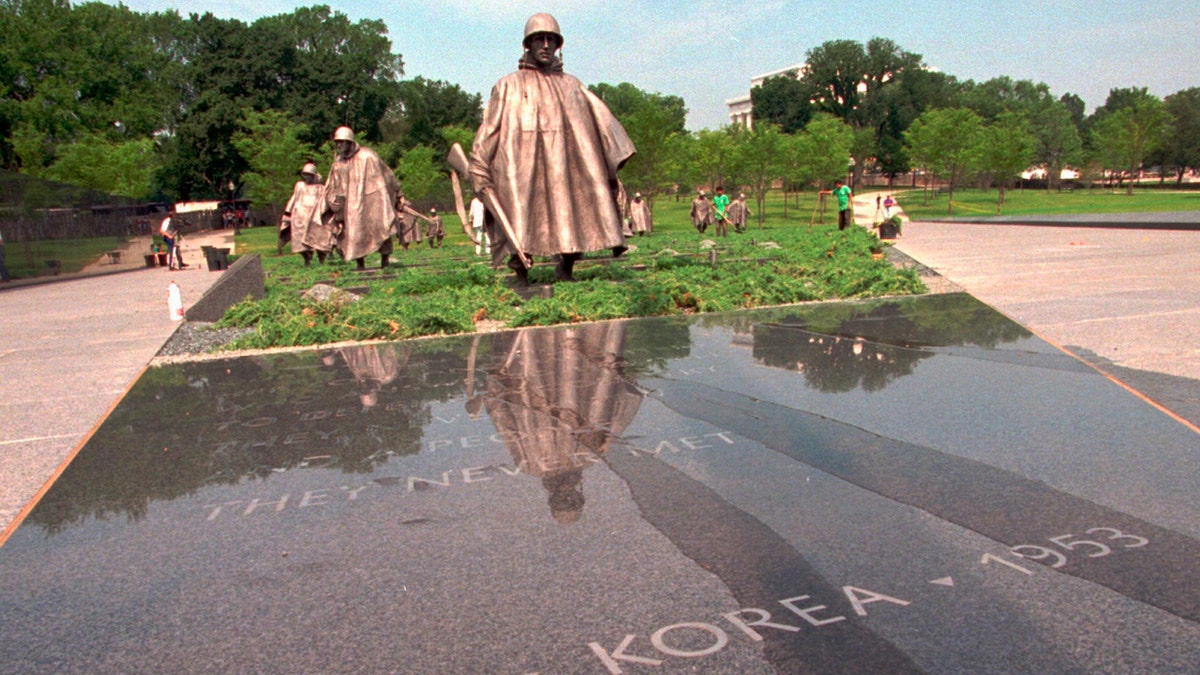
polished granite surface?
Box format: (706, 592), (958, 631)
(2, 293), (1199, 673)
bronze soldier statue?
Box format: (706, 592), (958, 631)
(468, 13), (636, 283)
(324, 126), (401, 269)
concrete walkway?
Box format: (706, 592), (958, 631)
(853, 190), (1200, 431)
(0, 229), (234, 531)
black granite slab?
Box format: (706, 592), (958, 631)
(3, 293), (1200, 674)
(184, 253), (264, 322)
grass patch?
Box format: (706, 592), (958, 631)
(215, 189), (925, 350)
(896, 187), (1200, 220)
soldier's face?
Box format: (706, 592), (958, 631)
(335, 140), (354, 159)
(528, 34), (559, 67)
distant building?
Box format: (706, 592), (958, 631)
(725, 63), (805, 128)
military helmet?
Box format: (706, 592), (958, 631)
(523, 13), (563, 48)
(301, 162), (318, 175)
(333, 126), (355, 143)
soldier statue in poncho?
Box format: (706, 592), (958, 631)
(468, 13), (636, 283)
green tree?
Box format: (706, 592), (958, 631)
(733, 123), (786, 226)
(1090, 96), (1170, 194)
(690, 127), (740, 193)
(802, 39), (867, 122)
(252, 5), (404, 145)
(439, 125), (475, 153)
(873, 68), (960, 183)
(905, 107), (983, 213)
(1164, 87), (1200, 184)
(42, 133), (159, 199)
(590, 82), (687, 202)
(159, 7), (403, 199)
(231, 110), (315, 214)
(1032, 100), (1083, 191)
(976, 112), (1036, 211)
(801, 37), (925, 186)
(1, 1), (177, 171)
(395, 144), (442, 202)
(750, 72), (812, 133)
(382, 77), (481, 154)
(801, 113), (854, 189)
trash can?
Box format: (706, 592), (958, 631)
(203, 246), (230, 271)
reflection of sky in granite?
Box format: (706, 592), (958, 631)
(4, 294), (1200, 673)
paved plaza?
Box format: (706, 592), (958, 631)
(1, 214), (1199, 672)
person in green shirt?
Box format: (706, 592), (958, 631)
(712, 186), (731, 237)
(833, 179), (853, 231)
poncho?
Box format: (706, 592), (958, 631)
(283, 180), (335, 253)
(324, 145), (400, 261)
(469, 58), (635, 258)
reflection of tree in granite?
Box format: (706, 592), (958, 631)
(466, 324), (644, 524)
(618, 317), (692, 377)
(755, 328), (929, 392)
(25, 342), (471, 535)
(751, 294), (1029, 393)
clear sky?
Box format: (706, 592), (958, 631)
(112, 0), (1200, 130)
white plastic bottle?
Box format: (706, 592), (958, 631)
(167, 280), (183, 321)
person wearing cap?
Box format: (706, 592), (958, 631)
(727, 192), (752, 233)
(281, 162), (334, 265)
(833, 178), (853, 231)
(468, 13), (636, 282)
(323, 126), (402, 269)
(425, 207), (445, 248)
(712, 185), (730, 237)
(628, 192), (652, 236)
(690, 189), (712, 234)
(159, 209), (185, 270)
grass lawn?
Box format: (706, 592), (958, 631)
(217, 188), (924, 350)
(893, 187), (1200, 220)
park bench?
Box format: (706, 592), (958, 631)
(106, 250), (122, 264)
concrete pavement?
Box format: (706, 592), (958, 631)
(852, 191), (1200, 431)
(0, 229), (234, 531)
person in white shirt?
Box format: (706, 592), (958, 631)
(468, 196), (490, 256)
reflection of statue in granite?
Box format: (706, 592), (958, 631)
(337, 344), (408, 411)
(465, 324), (643, 523)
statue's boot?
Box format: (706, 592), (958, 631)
(556, 252), (581, 282)
(508, 254), (530, 286)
